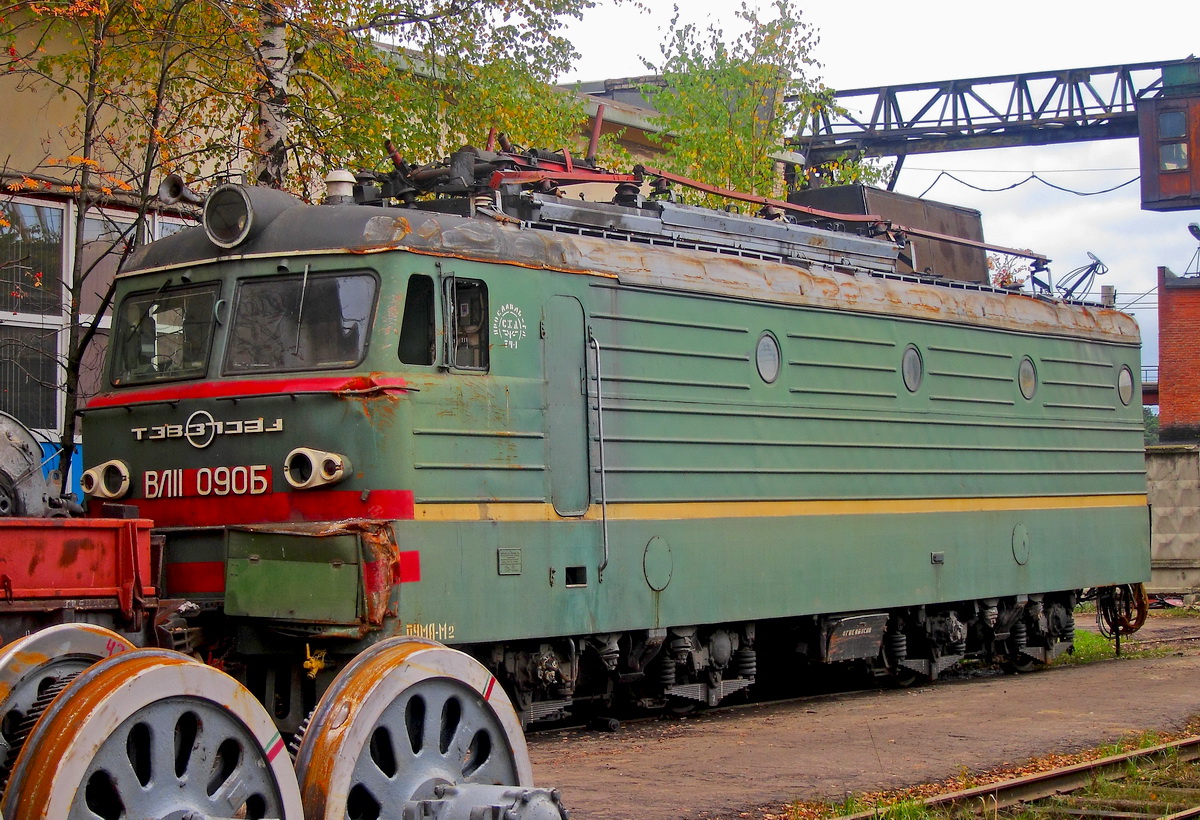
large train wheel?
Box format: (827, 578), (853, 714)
(0, 624), (134, 784)
(0, 649), (303, 820)
(294, 637), (535, 820)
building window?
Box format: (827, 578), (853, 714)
(156, 217), (195, 239)
(0, 325), (59, 429)
(77, 328), (109, 407)
(1159, 110), (1189, 172)
(0, 201), (64, 317)
(79, 212), (136, 317)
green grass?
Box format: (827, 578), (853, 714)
(1052, 629), (1174, 667)
(1053, 630), (1117, 665)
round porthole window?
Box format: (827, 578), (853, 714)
(1117, 365), (1134, 406)
(1018, 357), (1038, 400)
(756, 333), (781, 384)
(902, 345), (923, 393)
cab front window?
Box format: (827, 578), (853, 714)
(110, 283), (219, 385)
(224, 270), (377, 374)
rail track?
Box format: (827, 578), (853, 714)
(834, 736), (1200, 820)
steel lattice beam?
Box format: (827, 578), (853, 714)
(794, 60), (1185, 166)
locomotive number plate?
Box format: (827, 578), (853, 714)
(144, 465), (272, 499)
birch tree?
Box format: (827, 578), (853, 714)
(236, 0), (600, 189)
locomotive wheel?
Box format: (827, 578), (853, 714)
(890, 665), (921, 688)
(0, 649), (304, 820)
(0, 624), (134, 780)
(1002, 651), (1038, 674)
(294, 637), (533, 820)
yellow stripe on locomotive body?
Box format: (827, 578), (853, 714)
(86, 177), (1150, 722)
(412, 495), (1149, 522)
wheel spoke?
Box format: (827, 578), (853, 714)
(465, 729), (506, 782)
(79, 764), (129, 820)
(422, 688), (456, 757)
(350, 754), (397, 804)
(208, 765), (263, 812)
(170, 706), (205, 785)
(444, 709), (484, 773)
(149, 712), (182, 789)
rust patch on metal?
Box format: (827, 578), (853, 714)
(338, 372), (404, 430)
(358, 522), (400, 626)
(231, 519), (400, 630)
(391, 215), (413, 238)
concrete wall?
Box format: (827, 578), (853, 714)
(1147, 445), (1200, 594)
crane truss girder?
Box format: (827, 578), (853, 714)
(795, 60), (1181, 165)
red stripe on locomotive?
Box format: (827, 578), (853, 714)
(86, 374), (411, 408)
(164, 561), (226, 594)
(90, 489), (415, 527)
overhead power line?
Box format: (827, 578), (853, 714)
(918, 171), (1140, 199)
(906, 166), (1140, 174)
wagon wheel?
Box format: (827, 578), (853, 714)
(0, 649), (304, 820)
(0, 623), (135, 787)
(294, 637), (534, 820)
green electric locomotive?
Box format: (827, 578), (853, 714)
(81, 149), (1148, 736)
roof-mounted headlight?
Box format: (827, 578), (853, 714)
(203, 184), (301, 250)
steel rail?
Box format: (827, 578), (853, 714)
(834, 736), (1200, 820)
(1124, 633), (1200, 647)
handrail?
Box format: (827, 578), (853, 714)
(588, 332), (610, 582)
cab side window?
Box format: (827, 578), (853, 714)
(447, 278), (488, 371)
(398, 274), (435, 366)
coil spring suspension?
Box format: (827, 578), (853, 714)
(886, 630), (907, 663)
(657, 652), (676, 686)
(599, 647), (619, 671)
(950, 636), (967, 656)
(1010, 620), (1028, 651)
(1060, 609), (1076, 644)
(732, 647), (756, 679)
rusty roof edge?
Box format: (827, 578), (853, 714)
(369, 214), (1141, 346)
(123, 205), (1139, 347)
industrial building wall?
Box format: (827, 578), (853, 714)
(1147, 446), (1200, 595)
(1158, 267), (1200, 442)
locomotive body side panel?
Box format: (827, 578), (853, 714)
(382, 246), (1147, 643)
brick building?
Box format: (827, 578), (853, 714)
(1157, 266), (1200, 442)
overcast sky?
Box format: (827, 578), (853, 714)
(559, 1), (1200, 367)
